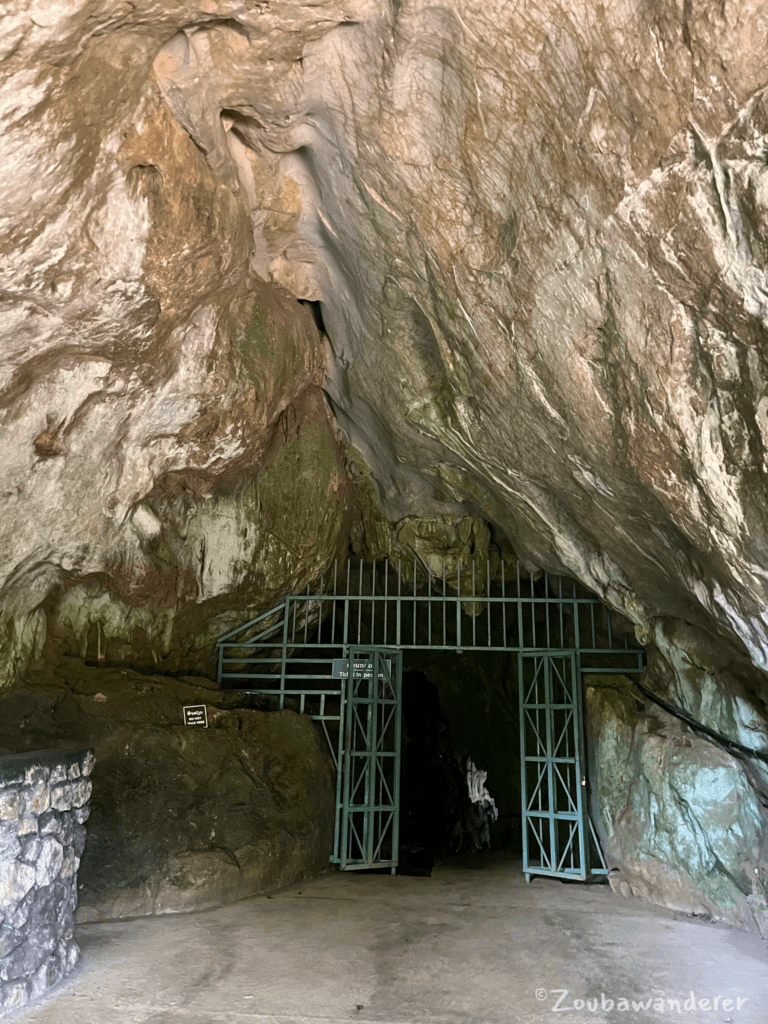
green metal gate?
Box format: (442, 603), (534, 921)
(216, 559), (644, 877)
(340, 648), (402, 872)
(520, 652), (595, 882)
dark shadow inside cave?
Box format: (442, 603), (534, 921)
(397, 665), (521, 877)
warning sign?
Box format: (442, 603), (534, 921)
(183, 705), (208, 728)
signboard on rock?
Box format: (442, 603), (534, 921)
(183, 705), (208, 728)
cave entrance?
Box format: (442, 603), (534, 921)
(217, 559), (645, 882)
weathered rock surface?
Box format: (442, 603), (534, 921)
(0, 660), (336, 921)
(2, 0), (768, 931)
(586, 672), (768, 935)
(0, 0), (767, 687)
(0, 6), (352, 684)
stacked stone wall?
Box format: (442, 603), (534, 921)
(0, 749), (93, 1015)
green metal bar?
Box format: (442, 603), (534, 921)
(396, 560), (402, 646)
(486, 560), (491, 646)
(371, 563), (377, 646)
(384, 561), (389, 645)
(215, 603), (286, 643)
(427, 563), (432, 646)
(456, 561), (462, 649)
(516, 562), (524, 654)
(574, 651), (588, 877)
(392, 652), (402, 873)
(357, 561), (363, 645)
(279, 597), (291, 710)
(545, 657), (556, 875)
(343, 562), (350, 654)
(442, 560), (447, 645)
(519, 652), (529, 881)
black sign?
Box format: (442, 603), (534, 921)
(332, 658), (392, 680)
(183, 705), (208, 728)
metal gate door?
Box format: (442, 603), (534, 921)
(519, 652), (588, 881)
(340, 647), (402, 872)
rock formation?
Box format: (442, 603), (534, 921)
(1, 0), (768, 928)
(0, 660), (335, 921)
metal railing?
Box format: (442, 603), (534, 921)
(216, 558), (645, 870)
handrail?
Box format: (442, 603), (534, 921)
(216, 601), (287, 644)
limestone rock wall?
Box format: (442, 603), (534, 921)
(2, 0), (768, 688)
(0, 5), (351, 685)
(0, 662), (335, 922)
(3, 0), (768, 930)
(586, 672), (768, 936)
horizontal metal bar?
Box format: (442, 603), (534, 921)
(287, 593), (611, 605)
(524, 868), (587, 879)
(523, 811), (581, 821)
(340, 862), (397, 871)
(523, 757), (579, 764)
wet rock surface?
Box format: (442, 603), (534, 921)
(0, 661), (335, 922)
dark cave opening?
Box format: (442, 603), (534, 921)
(398, 665), (520, 877)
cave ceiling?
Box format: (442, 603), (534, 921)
(2, 0), (768, 678)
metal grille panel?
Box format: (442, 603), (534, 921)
(216, 559), (644, 875)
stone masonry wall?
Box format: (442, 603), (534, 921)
(0, 749), (94, 1016)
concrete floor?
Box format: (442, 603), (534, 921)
(16, 850), (768, 1024)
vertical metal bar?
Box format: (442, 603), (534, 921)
(428, 561), (432, 646)
(371, 560), (377, 646)
(503, 560), (509, 645)
(343, 563), (350, 652)
(358, 560), (363, 645)
(317, 574), (324, 645)
(217, 643), (223, 686)
(472, 561), (476, 648)
(486, 559), (492, 647)
(413, 558), (417, 646)
(384, 559), (389, 646)
(442, 560), (447, 645)
(327, 561), (333, 638)
(590, 601), (596, 651)
(364, 650), (376, 863)
(333, 654), (347, 863)
(280, 597), (290, 711)
(545, 657), (556, 874)
(456, 560), (462, 649)
(531, 570), (537, 648)
(573, 577), (580, 654)
(517, 560), (523, 651)
(392, 652), (402, 871)
(520, 652), (529, 881)
(339, 652), (355, 868)
(573, 650), (587, 877)
(559, 575), (564, 649)
(546, 573), (551, 650)
(396, 559), (402, 647)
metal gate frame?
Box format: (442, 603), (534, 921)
(216, 559), (643, 877)
(520, 652), (591, 881)
(339, 647), (402, 872)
